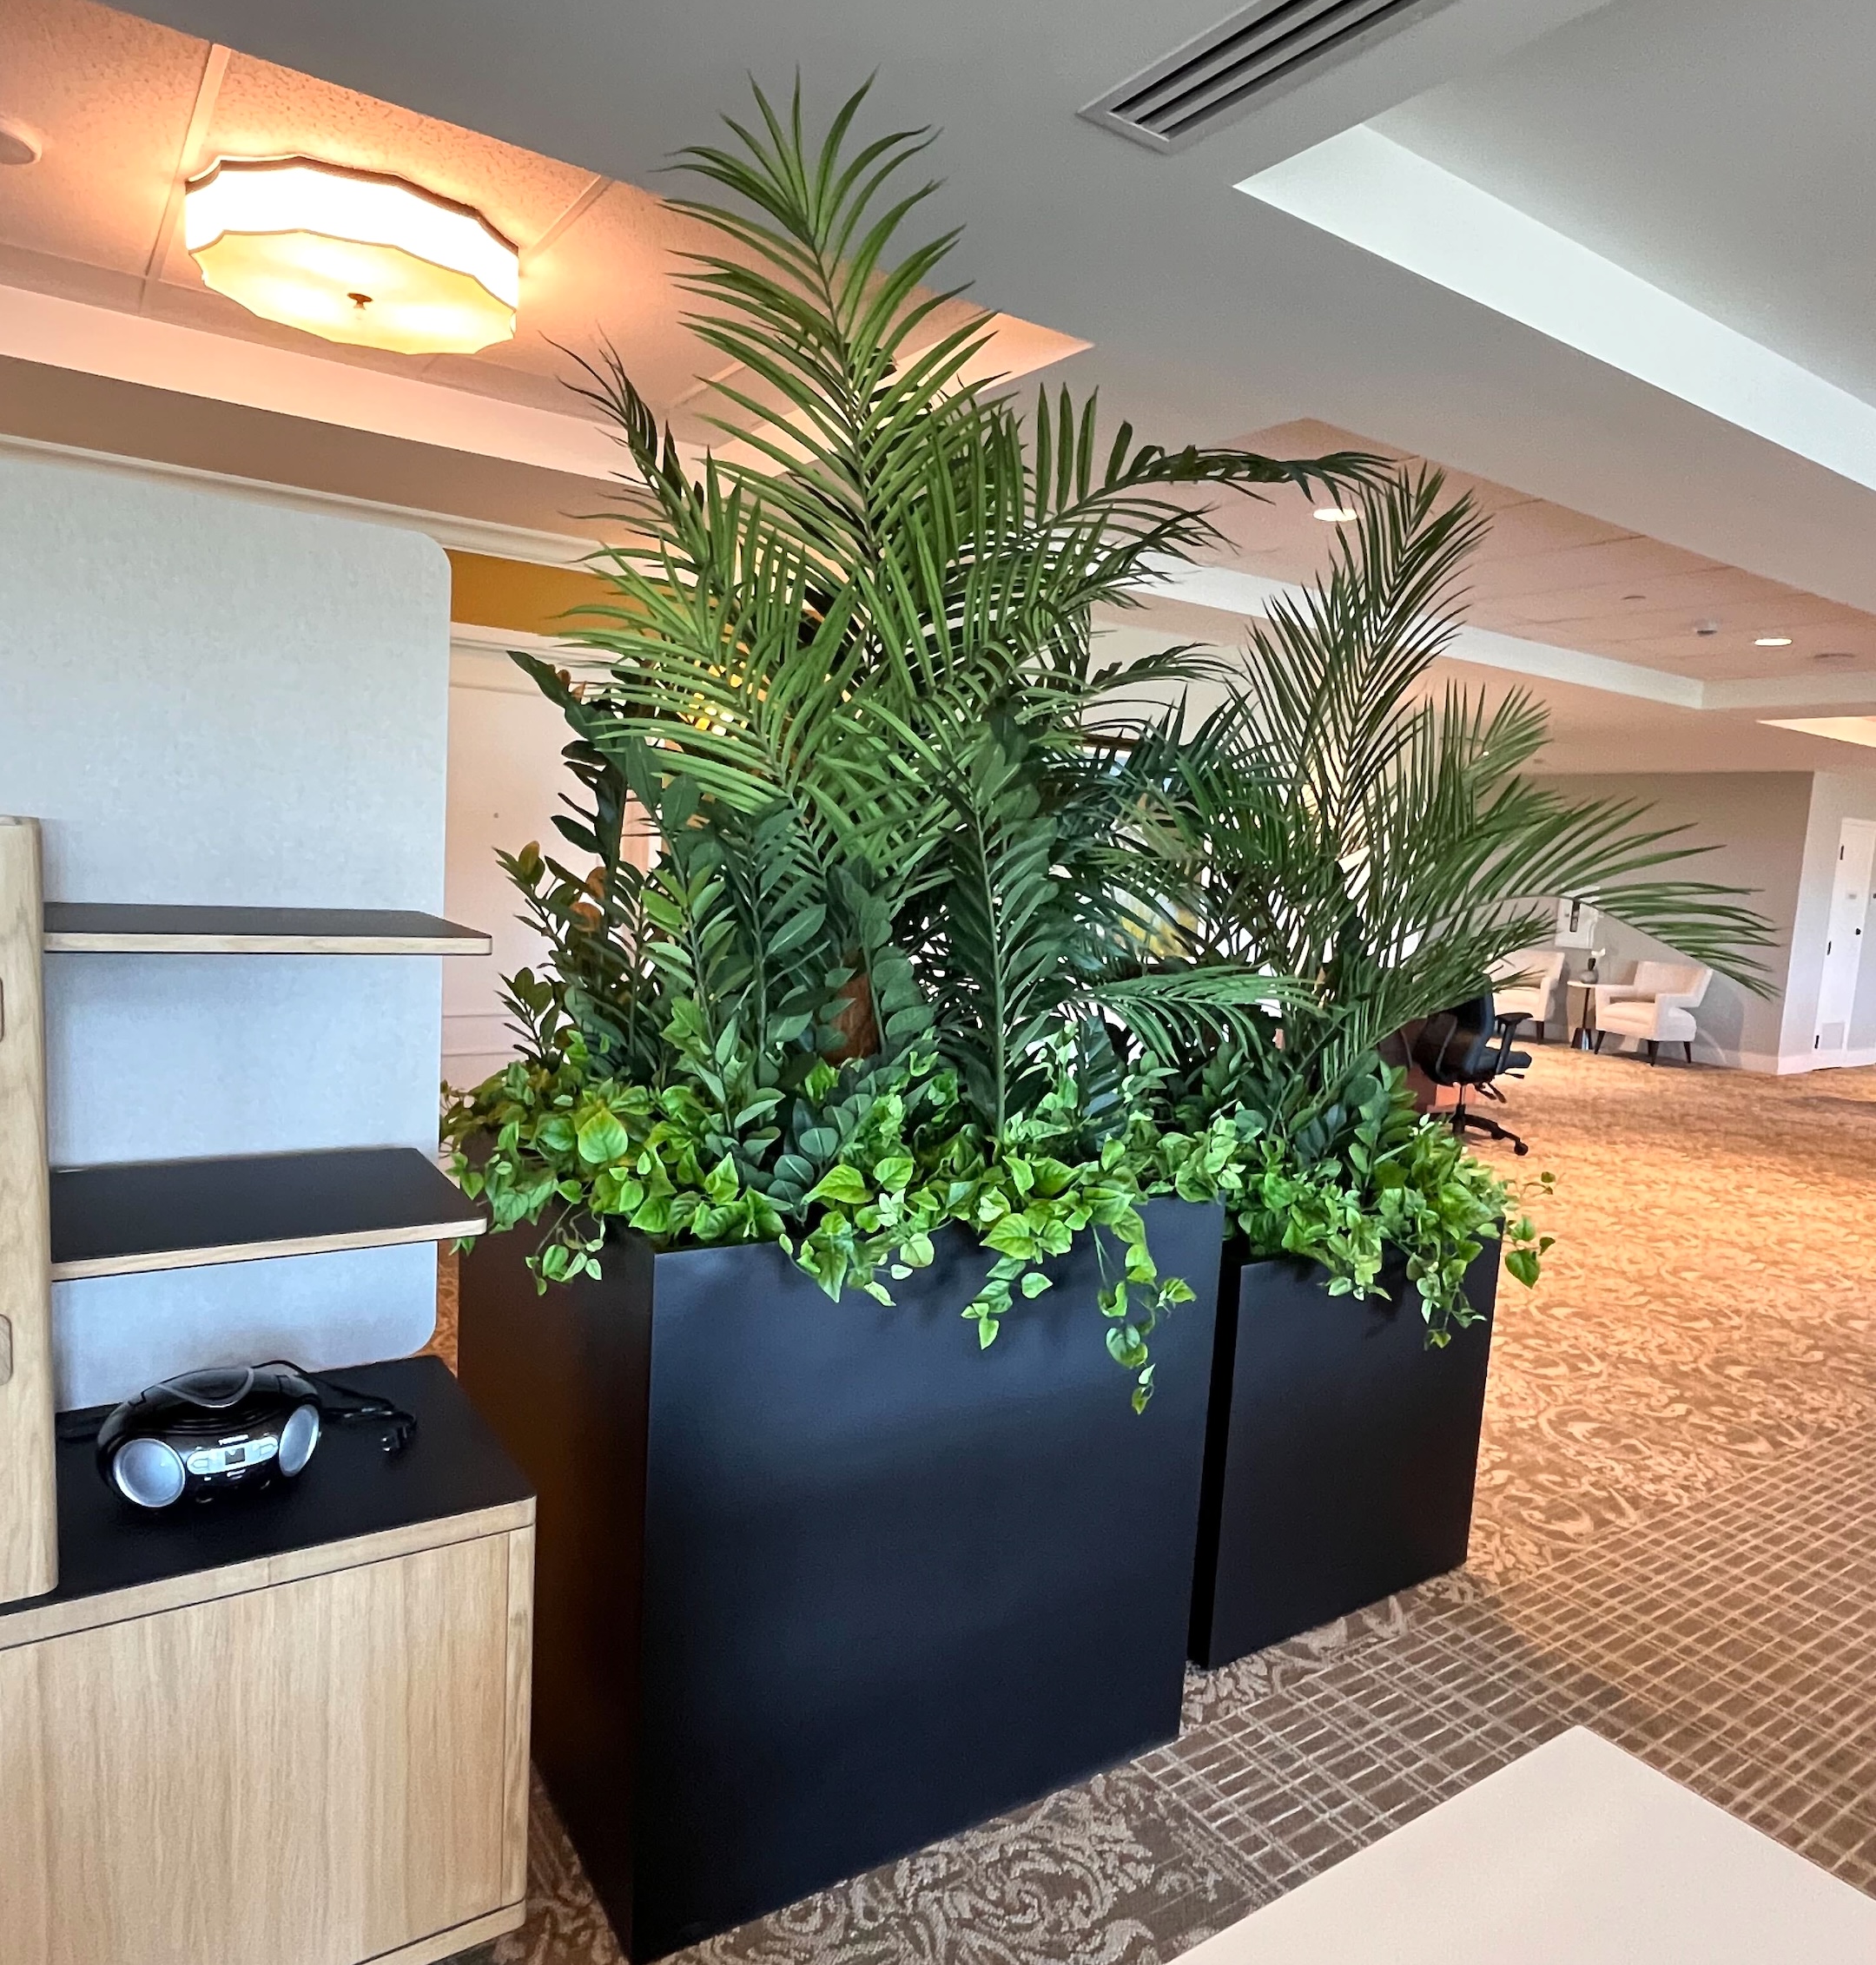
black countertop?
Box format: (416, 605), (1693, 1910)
(1, 1356), (532, 1620)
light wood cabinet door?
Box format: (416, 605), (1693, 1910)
(0, 816), (56, 1605)
(0, 1531), (527, 1965)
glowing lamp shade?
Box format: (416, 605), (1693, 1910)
(184, 157), (519, 355)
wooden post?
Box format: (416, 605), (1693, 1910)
(0, 817), (56, 1602)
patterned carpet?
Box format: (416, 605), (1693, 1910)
(443, 1044), (1876, 1963)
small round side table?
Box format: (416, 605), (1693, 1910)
(1566, 979), (1599, 1051)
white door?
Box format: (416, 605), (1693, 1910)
(1814, 818), (1876, 1060)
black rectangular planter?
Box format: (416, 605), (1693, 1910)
(1188, 1246), (1499, 1669)
(458, 1198), (1223, 1961)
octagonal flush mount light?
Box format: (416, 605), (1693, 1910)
(183, 156), (518, 355)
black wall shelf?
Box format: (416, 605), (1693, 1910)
(50, 1146), (486, 1282)
(44, 903), (492, 956)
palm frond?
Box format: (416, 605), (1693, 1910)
(1178, 471), (1778, 1125)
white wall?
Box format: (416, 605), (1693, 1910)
(443, 637), (571, 1088)
(1781, 769), (1876, 1063)
(1529, 770), (1813, 1070)
(0, 450), (452, 1405)
(441, 630), (657, 1089)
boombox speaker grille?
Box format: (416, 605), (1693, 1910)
(113, 1435), (187, 1509)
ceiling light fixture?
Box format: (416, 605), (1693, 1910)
(0, 115), (43, 168)
(183, 156), (518, 356)
(1754, 635), (1793, 647)
(1313, 505), (1359, 524)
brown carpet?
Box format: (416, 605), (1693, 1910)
(447, 1045), (1876, 1963)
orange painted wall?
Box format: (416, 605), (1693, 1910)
(446, 550), (618, 636)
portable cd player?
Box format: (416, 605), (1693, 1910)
(96, 1363), (323, 1509)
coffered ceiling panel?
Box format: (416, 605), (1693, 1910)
(200, 49), (596, 250)
(1216, 418), (1876, 685)
(417, 178), (723, 419)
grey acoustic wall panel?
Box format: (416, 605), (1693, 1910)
(0, 450), (452, 1405)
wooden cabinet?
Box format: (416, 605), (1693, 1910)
(0, 816), (526, 1964)
(0, 1359), (533, 1965)
(0, 818), (56, 1605)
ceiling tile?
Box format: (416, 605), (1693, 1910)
(199, 49), (596, 250)
(0, 0), (205, 278)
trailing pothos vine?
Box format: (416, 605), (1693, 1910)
(446, 1007), (1553, 1411)
(447, 1027), (1207, 1411)
(1154, 1068), (1555, 1343)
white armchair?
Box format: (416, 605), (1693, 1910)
(1592, 960), (1713, 1064)
(1490, 946), (1568, 1042)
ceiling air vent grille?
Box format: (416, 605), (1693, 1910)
(1082, 0), (1459, 155)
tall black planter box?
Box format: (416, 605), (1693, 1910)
(459, 1198), (1223, 1961)
(1188, 1246), (1499, 1669)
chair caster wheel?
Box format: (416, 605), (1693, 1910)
(1514, 1141), (1529, 1156)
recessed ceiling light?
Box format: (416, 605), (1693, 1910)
(1814, 650), (1857, 663)
(182, 156), (518, 355)
(1621, 592), (1648, 602)
(1313, 505), (1359, 524)
(0, 115), (43, 168)
(1694, 620), (1720, 637)
(1754, 635), (1793, 647)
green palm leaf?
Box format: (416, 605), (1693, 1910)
(1181, 469), (1778, 1124)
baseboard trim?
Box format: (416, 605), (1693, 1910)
(1555, 1039), (1818, 1076)
(1700, 1045), (1876, 1076)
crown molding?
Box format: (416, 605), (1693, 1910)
(0, 282), (624, 481)
(12, 418), (1875, 714)
(0, 427), (598, 567)
(449, 622), (624, 696)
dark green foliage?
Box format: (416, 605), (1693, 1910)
(443, 77), (1378, 1396)
(1163, 469), (1778, 1143)
(444, 81), (1761, 1388)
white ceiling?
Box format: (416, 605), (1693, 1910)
(1208, 420), (1876, 685)
(1376, 0), (1876, 408)
(9, 0), (1876, 778)
(1097, 597), (1876, 781)
(92, 0), (1876, 617)
(0, 0), (1080, 442)
(0, 0), (687, 415)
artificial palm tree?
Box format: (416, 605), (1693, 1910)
(1169, 468), (1775, 1142)
(500, 79), (1371, 1127)
(448, 79), (1371, 1389)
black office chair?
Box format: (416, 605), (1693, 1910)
(1409, 992), (1531, 1156)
